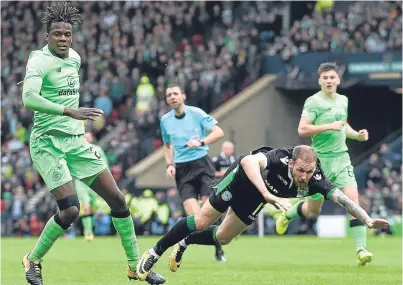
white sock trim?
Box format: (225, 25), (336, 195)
(148, 248), (160, 259)
(179, 239), (187, 248)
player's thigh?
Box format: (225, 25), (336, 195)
(30, 135), (72, 191)
(194, 198), (224, 230)
(216, 208), (249, 245)
(66, 135), (108, 185)
(183, 197), (201, 216)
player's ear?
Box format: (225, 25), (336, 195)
(336, 76), (341, 85)
(288, 160), (294, 169)
(183, 93), (187, 100)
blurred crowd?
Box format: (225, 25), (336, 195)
(268, 1), (402, 61)
(1, 1), (402, 237)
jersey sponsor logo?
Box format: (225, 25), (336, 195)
(277, 174), (288, 185)
(313, 174), (322, 180)
(221, 191), (232, 201)
(67, 76), (76, 87)
(58, 89), (79, 96)
(264, 179), (278, 194)
(280, 157), (289, 165)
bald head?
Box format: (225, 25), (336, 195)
(222, 141), (234, 157)
(292, 145), (318, 163)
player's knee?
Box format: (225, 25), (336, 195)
(59, 206), (80, 224)
(215, 232), (233, 245)
(56, 195), (80, 224)
(109, 191), (127, 213)
(194, 215), (211, 231)
(83, 204), (91, 215)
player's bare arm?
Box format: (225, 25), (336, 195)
(240, 153), (288, 211)
(186, 125), (224, 148)
(298, 117), (343, 137)
(163, 143), (175, 180)
(328, 188), (389, 229)
(345, 123), (368, 141)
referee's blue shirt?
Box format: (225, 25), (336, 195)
(160, 105), (218, 163)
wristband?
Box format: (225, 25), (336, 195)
(199, 141), (205, 146)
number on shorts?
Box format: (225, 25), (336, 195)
(347, 167), (354, 177)
(94, 150), (101, 159)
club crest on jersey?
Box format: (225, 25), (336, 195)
(335, 113), (343, 121)
(280, 157), (289, 165)
(67, 76), (76, 87)
(313, 174), (322, 180)
(221, 191), (232, 201)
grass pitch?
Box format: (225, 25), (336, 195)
(1, 235), (401, 285)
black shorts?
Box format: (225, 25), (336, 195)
(208, 156), (267, 225)
(175, 155), (215, 201)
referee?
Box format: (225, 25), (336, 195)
(160, 84), (227, 262)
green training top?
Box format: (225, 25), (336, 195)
(22, 45), (84, 139)
(301, 91), (349, 156)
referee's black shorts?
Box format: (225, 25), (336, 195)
(174, 155), (215, 201)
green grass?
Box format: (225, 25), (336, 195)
(1, 236), (401, 285)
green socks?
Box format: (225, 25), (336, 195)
(350, 219), (367, 253)
(81, 215), (94, 236)
(112, 215), (139, 271)
(285, 200), (305, 219)
(28, 216), (66, 262)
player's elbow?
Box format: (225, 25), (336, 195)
(240, 156), (253, 168)
(297, 126), (310, 137)
(212, 126), (224, 139)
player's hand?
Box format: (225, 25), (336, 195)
(263, 193), (289, 211)
(366, 218), (390, 229)
(357, 129), (369, 141)
(186, 140), (202, 148)
(64, 107), (104, 121)
(328, 121), (344, 131)
(166, 165), (176, 180)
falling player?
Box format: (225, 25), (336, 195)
(136, 145), (389, 280)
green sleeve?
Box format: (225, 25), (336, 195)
(22, 52), (65, 115)
(301, 97), (318, 121)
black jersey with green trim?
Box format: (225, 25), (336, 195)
(252, 146), (336, 199)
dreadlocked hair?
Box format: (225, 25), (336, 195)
(41, 2), (81, 32)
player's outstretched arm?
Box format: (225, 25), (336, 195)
(298, 117), (343, 137)
(328, 188), (389, 229)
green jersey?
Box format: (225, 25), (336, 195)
(23, 45), (84, 138)
(301, 91), (349, 156)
